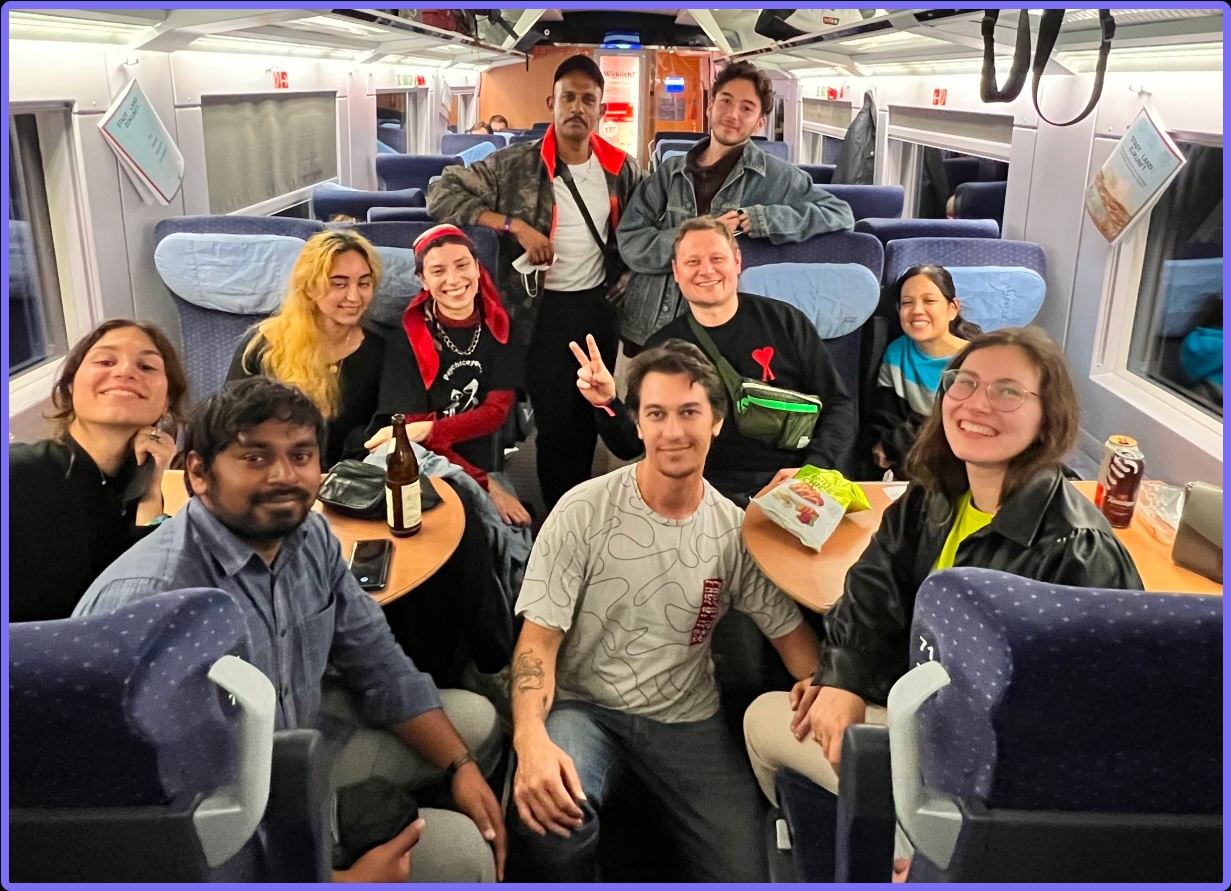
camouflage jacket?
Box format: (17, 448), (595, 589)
(427, 127), (642, 346)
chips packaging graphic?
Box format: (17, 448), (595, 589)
(753, 466), (870, 550)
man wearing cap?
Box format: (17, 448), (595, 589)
(429, 55), (642, 510)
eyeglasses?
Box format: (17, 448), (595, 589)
(941, 369), (1038, 412)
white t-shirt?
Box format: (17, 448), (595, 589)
(515, 464), (803, 723)
(544, 153), (609, 292)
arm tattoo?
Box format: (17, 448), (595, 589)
(511, 651), (546, 694)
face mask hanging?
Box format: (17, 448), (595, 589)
(980, 9), (1117, 128)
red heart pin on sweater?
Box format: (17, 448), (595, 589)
(751, 347), (775, 381)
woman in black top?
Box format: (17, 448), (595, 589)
(746, 328), (1143, 819)
(364, 224), (528, 525)
(227, 229), (385, 467)
(9, 320), (189, 621)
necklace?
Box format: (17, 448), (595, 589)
(327, 327), (356, 373)
(429, 304), (482, 356)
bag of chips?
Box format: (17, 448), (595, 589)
(753, 466), (871, 550)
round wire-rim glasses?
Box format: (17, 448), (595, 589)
(941, 369), (1038, 413)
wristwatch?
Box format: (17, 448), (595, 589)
(444, 751), (476, 782)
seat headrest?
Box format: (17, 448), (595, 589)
(946, 266), (1046, 330)
(739, 263), (880, 338)
(10, 588), (250, 808)
(910, 568), (1222, 815)
(155, 232), (422, 318)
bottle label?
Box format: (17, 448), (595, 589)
(387, 480), (421, 529)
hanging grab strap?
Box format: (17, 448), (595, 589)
(1032, 9), (1116, 127)
(979, 9), (1032, 103)
(979, 9), (1116, 128)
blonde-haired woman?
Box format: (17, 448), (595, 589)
(227, 228), (386, 466)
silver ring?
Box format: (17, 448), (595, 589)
(148, 431), (163, 443)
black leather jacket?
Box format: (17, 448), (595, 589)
(816, 466), (1145, 705)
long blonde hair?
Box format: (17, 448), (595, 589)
(244, 229), (383, 418)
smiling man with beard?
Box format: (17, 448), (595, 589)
(75, 377), (508, 884)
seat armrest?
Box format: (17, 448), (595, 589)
(835, 723), (895, 882)
(263, 729), (333, 882)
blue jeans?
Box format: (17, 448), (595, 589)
(512, 699), (768, 882)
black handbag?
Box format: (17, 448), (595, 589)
(331, 778), (420, 870)
(319, 459), (441, 519)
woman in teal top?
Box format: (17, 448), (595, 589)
(866, 265), (982, 479)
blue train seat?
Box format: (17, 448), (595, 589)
(10, 588), (331, 882)
(311, 184), (425, 221)
(821, 184), (905, 221)
(375, 154), (462, 192)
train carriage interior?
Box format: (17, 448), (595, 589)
(4, 6), (1226, 885)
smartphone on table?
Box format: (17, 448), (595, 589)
(349, 539), (393, 591)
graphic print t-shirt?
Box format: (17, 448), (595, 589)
(515, 464), (803, 723)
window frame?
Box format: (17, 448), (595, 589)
(1090, 130), (1223, 458)
(8, 105), (101, 416)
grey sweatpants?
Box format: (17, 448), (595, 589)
(321, 683), (504, 882)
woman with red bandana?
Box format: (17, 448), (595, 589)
(365, 224), (529, 526)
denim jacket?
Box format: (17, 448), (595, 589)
(615, 138), (855, 345)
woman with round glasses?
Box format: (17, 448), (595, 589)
(744, 328), (1143, 865)
(867, 265), (982, 479)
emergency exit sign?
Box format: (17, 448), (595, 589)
(272, 70), (289, 89)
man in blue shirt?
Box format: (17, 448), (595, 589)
(76, 377), (506, 882)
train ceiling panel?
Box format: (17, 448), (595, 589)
(5, 8), (1224, 73)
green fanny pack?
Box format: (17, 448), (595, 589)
(688, 316), (822, 451)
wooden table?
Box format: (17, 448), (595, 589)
(161, 471), (465, 606)
(743, 480), (1222, 613)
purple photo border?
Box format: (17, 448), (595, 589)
(2, 2), (1227, 889)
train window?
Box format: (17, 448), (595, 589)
(1125, 142), (1223, 420)
(272, 201), (312, 219)
(8, 113), (68, 376)
(377, 92), (408, 153)
(915, 149), (1011, 220)
(201, 93), (338, 214)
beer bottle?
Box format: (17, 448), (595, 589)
(386, 414), (421, 537)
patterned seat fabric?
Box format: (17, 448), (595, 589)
(154, 216), (325, 404)
(799, 163), (835, 184)
(375, 154), (463, 192)
(855, 217), (1000, 246)
(759, 140), (791, 162)
(954, 181), (1008, 227)
(884, 236), (1046, 283)
(822, 185), (905, 221)
(10, 588), (249, 809)
(441, 133), (503, 155)
(366, 207), (435, 223)
(311, 186), (425, 221)
(738, 231), (884, 423)
(910, 568), (1222, 814)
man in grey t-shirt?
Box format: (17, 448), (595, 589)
(507, 340), (821, 882)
